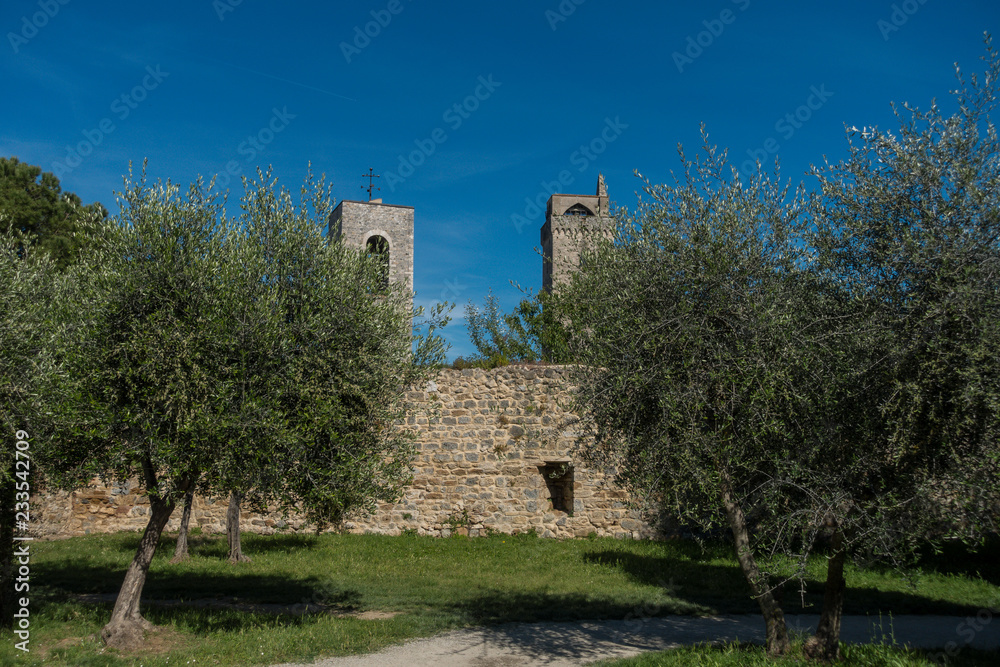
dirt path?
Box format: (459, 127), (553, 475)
(271, 614), (1000, 666)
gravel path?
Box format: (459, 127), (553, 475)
(272, 614), (1000, 666)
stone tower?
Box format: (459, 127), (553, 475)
(329, 198), (414, 296)
(541, 175), (613, 292)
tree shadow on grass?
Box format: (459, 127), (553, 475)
(582, 549), (993, 617)
(913, 535), (1000, 585)
(445, 590), (699, 626)
(583, 549), (760, 615)
(31, 558), (365, 625)
(437, 550), (1000, 664)
(72, 530), (321, 558)
(123, 532), (321, 556)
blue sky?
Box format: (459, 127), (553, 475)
(3, 1), (997, 359)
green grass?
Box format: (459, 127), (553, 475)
(1, 531), (998, 666)
(594, 642), (1000, 666)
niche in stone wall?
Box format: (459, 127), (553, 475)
(540, 461), (574, 513)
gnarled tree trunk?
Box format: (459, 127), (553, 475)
(170, 487), (195, 563)
(720, 475), (791, 656)
(805, 527), (847, 661)
(226, 491), (251, 563)
(100, 493), (176, 649)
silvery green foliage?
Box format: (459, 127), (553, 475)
(0, 224), (43, 445)
(55, 162), (446, 525)
(56, 164), (230, 500)
(812, 34), (1000, 541)
(559, 132), (814, 539)
(1, 212), (97, 483)
(555, 136), (817, 655)
(1, 216), (94, 628)
(213, 166), (445, 527)
(559, 37), (1000, 600)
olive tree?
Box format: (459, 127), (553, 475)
(44, 164), (445, 649)
(557, 39), (1000, 661)
(206, 168), (446, 558)
(0, 228), (56, 630)
(803, 35), (1000, 659)
(1, 211), (97, 629)
(555, 139), (819, 654)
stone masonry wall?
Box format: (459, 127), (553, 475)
(329, 200), (415, 293)
(30, 366), (654, 540)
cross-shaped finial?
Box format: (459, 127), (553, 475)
(361, 168), (381, 201)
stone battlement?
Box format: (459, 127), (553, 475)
(30, 365), (653, 540)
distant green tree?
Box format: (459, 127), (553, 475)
(464, 289), (571, 366)
(0, 157), (106, 269)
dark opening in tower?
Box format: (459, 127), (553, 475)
(564, 203), (594, 216)
(366, 235), (390, 291)
(540, 462), (574, 513)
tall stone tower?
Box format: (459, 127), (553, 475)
(541, 175), (614, 292)
(329, 198), (414, 296)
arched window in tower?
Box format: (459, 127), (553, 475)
(366, 235), (390, 291)
(564, 203), (594, 216)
